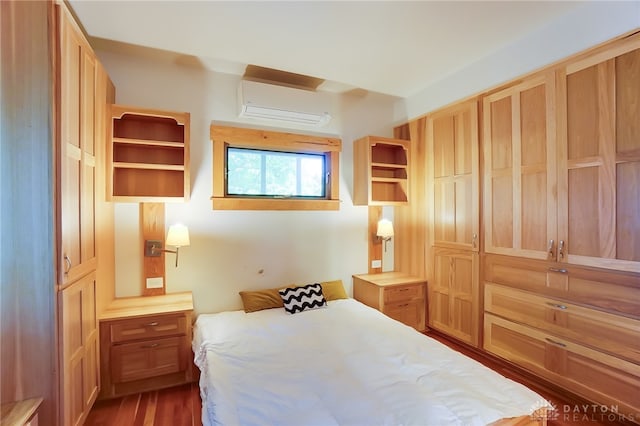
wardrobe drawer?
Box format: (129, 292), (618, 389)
(384, 284), (424, 303)
(484, 254), (640, 318)
(109, 314), (186, 343)
(485, 284), (640, 364)
(484, 314), (640, 418)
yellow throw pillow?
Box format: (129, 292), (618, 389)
(239, 288), (285, 313)
(320, 279), (348, 301)
(240, 280), (347, 312)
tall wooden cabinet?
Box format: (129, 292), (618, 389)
(482, 73), (557, 261)
(59, 2), (98, 286)
(558, 40), (640, 273)
(483, 40), (640, 273)
(480, 35), (640, 419)
(57, 2), (112, 425)
(426, 100), (480, 346)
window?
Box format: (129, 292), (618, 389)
(227, 148), (326, 198)
(211, 125), (341, 210)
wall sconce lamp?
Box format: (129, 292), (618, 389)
(376, 218), (394, 252)
(144, 223), (190, 267)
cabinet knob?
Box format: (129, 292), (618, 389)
(64, 255), (71, 274)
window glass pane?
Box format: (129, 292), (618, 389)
(227, 149), (262, 195)
(265, 152), (297, 195)
(227, 147), (325, 197)
(300, 156), (324, 196)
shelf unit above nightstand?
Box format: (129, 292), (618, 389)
(108, 105), (190, 202)
(353, 136), (410, 205)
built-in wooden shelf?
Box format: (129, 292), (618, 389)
(108, 105), (190, 202)
(353, 136), (410, 205)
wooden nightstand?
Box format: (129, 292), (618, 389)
(98, 292), (194, 399)
(353, 272), (426, 331)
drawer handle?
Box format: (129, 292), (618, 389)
(545, 337), (566, 348)
(141, 343), (160, 349)
(146, 322), (159, 327)
(548, 267), (568, 274)
(399, 288), (410, 292)
(545, 302), (567, 310)
(398, 303), (409, 308)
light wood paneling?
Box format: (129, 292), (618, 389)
(95, 63), (116, 316)
(0, 1), (57, 422)
(393, 119), (427, 279)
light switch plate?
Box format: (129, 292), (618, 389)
(146, 277), (163, 289)
(371, 260), (382, 268)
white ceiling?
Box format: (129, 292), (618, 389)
(69, 1), (586, 98)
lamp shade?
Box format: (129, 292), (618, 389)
(376, 219), (394, 238)
(166, 224), (190, 247)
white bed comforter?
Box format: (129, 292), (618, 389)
(193, 299), (546, 426)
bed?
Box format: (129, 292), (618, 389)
(193, 297), (550, 426)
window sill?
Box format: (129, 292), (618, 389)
(211, 197), (340, 211)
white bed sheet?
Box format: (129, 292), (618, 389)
(193, 299), (546, 426)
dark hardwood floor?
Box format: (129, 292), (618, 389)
(85, 382), (202, 426)
(86, 331), (632, 425)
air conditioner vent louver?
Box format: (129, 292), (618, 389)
(238, 80), (332, 127)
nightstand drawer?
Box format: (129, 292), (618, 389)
(384, 284), (424, 303)
(110, 314), (186, 343)
(384, 299), (424, 330)
(111, 336), (184, 383)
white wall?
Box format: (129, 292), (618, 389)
(400, 1), (640, 120)
(98, 48), (399, 315)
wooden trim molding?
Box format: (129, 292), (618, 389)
(368, 206), (383, 274)
(141, 202), (165, 295)
(210, 124), (341, 211)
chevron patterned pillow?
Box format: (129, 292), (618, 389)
(279, 283), (327, 314)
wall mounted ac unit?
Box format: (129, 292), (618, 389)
(237, 80), (332, 127)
